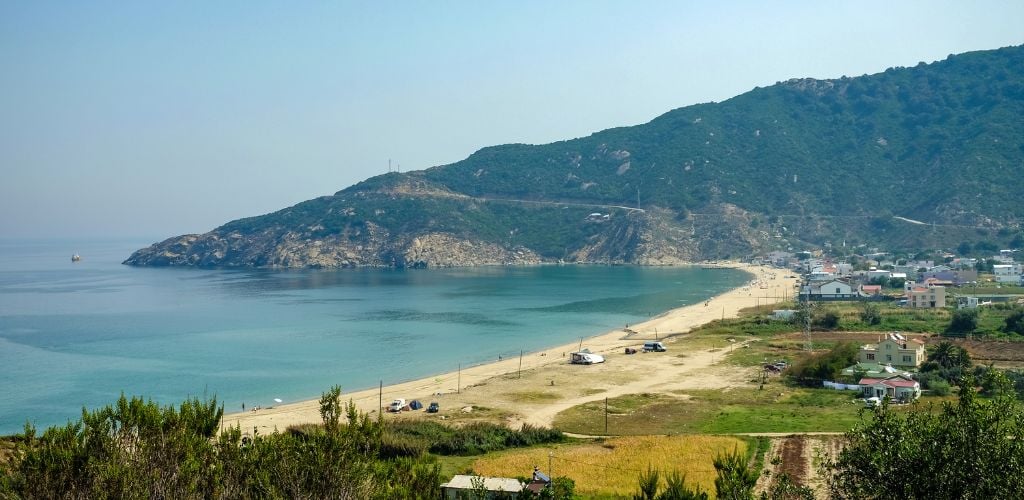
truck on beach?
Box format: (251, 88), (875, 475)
(570, 350), (605, 365)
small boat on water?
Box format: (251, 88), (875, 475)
(71, 254), (81, 262)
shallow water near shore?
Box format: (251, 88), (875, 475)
(0, 239), (749, 434)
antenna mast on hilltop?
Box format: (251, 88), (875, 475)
(388, 158), (392, 173)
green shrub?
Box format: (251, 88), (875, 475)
(813, 310), (841, 330)
(928, 379), (951, 396)
(385, 420), (563, 456)
(789, 343), (859, 387)
(1004, 309), (1024, 335)
(859, 303), (882, 325)
(947, 309), (979, 335)
(0, 388), (443, 499)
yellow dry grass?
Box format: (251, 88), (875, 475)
(471, 435), (746, 498)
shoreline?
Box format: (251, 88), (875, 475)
(222, 263), (797, 434)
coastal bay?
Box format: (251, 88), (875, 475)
(0, 240), (755, 435)
(223, 265), (796, 434)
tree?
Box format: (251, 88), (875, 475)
(789, 343), (859, 386)
(0, 388), (443, 499)
(713, 448), (758, 500)
(947, 309), (978, 335)
(634, 467), (660, 500)
(980, 367), (1014, 397)
(632, 468), (708, 500)
(927, 341), (972, 370)
(812, 310), (840, 330)
(859, 303), (881, 326)
(1004, 308), (1024, 336)
(824, 376), (1024, 498)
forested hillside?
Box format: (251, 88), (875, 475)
(127, 45), (1024, 268)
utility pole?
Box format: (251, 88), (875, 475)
(803, 299), (814, 351)
(378, 380), (383, 418)
(518, 350), (523, 379)
(457, 364), (461, 394)
(604, 397), (609, 435)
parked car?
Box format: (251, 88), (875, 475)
(388, 399), (406, 412)
(643, 341), (667, 352)
(427, 402), (440, 413)
(865, 397), (882, 408)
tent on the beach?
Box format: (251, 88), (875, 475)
(409, 400), (423, 410)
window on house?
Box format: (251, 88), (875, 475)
(886, 355), (892, 361)
(903, 355), (911, 363)
(886, 344), (891, 349)
(867, 353), (875, 360)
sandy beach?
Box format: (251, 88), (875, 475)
(222, 264), (798, 435)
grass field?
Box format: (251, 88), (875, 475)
(553, 387), (869, 435)
(685, 301), (1024, 340)
(470, 435), (747, 498)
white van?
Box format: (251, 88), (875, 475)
(643, 341), (667, 352)
(388, 399), (406, 412)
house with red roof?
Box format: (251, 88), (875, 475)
(904, 281), (946, 308)
(859, 373), (921, 402)
(860, 284), (882, 296)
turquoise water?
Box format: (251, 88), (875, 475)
(0, 239), (750, 434)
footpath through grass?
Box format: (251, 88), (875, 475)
(553, 387), (868, 435)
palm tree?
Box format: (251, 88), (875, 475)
(928, 341), (970, 370)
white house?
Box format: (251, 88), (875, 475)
(801, 280), (855, 301)
(994, 264), (1022, 284)
(859, 374), (921, 402)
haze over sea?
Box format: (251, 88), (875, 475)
(0, 239), (749, 434)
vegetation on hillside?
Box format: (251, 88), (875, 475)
(825, 376), (1024, 498)
(132, 45), (1024, 265)
(0, 387), (568, 499)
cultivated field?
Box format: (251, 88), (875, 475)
(470, 435), (747, 498)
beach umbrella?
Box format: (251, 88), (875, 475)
(273, 398), (283, 403)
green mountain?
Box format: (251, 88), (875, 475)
(126, 45), (1024, 268)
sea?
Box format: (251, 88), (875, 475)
(0, 239), (750, 435)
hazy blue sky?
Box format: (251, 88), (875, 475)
(2, 1), (1022, 240)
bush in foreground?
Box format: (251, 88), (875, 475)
(824, 376), (1024, 498)
(0, 387), (442, 499)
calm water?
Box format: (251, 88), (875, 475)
(0, 239), (749, 434)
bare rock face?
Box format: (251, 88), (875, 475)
(124, 229), (543, 269)
(401, 234), (542, 268)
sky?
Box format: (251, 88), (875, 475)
(2, 1), (1022, 240)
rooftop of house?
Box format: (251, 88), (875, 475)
(862, 333), (924, 350)
(860, 377), (919, 388)
(442, 475), (523, 492)
(841, 362), (912, 377)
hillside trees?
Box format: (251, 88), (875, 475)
(824, 376), (1024, 498)
(0, 388), (445, 499)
